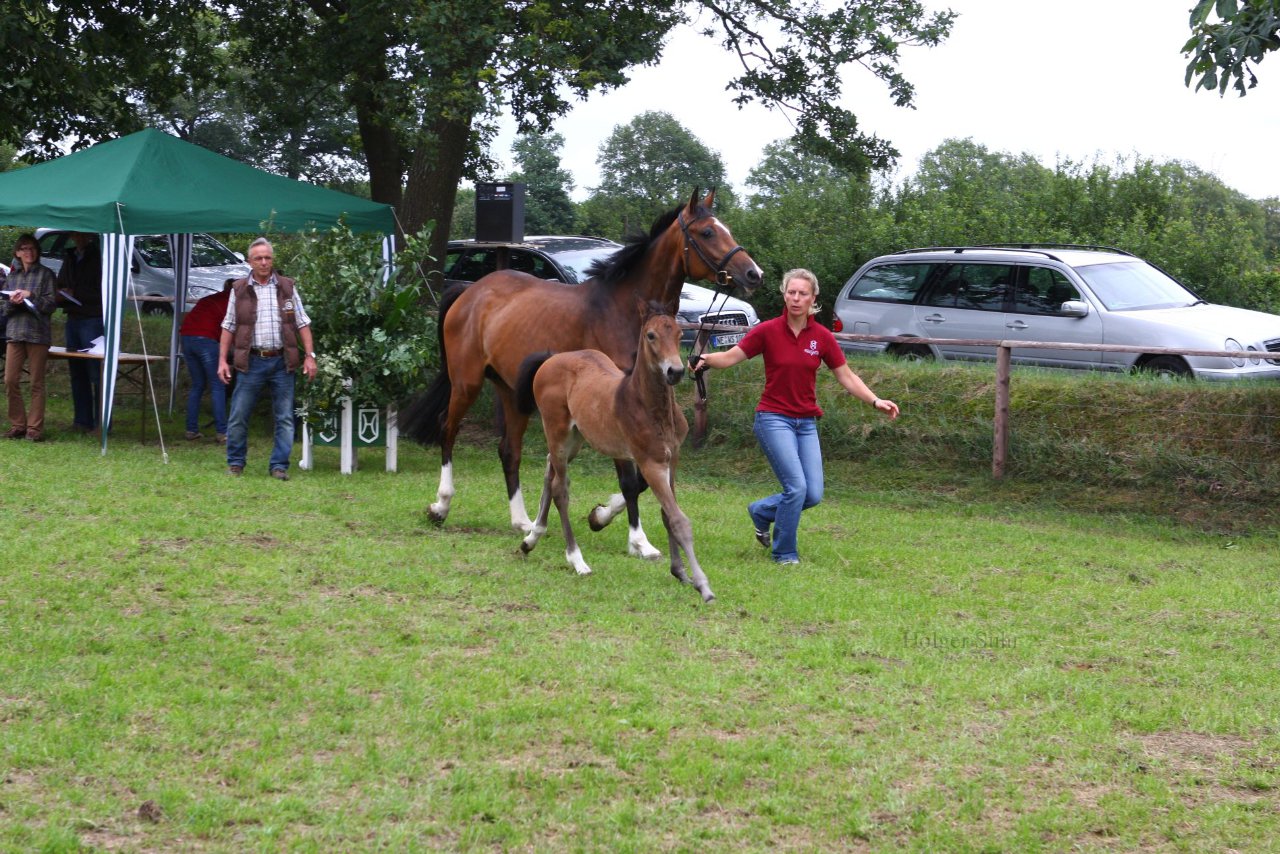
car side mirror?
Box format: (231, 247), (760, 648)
(1059, 299), (1089, 318)
(234, 252), (245, 262)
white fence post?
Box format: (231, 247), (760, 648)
(385, 404), (398, 473)
(340, 396), (354, 475)
(300, 416), (314, 471)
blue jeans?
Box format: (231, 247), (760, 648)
(750, 411), (824, 562)
(182, 335), (226, 435)
(65, 315), (104, 428)
(225, 354), (295, 472)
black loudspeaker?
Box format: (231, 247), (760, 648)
(475, 181), (525, 242)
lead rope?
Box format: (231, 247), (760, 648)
(677, 208), (747, 402)
(688, 286), (733, 403)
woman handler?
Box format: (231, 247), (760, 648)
(690, 268), (899, 564)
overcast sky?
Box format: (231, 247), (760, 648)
(492, 0), (1280, 202)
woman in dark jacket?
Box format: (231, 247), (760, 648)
(3, 234), (58, 441)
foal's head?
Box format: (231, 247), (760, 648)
(637, 307), (686, 387)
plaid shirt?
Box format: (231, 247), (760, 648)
(220, 272), (311, 350)
(2, 263), (57, 344)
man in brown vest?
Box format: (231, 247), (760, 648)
(216, 237), (318, 479)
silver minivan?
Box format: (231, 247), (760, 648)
(832, 245), (1280, 380)
(36, 229), (249, 314)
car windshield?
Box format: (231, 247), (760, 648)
(1074, 261), (1199, 311)
(134, 235), (239, 269)
(551, 246), (619, 284)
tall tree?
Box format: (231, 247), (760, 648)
(736, 140), (878, 321)
(580, 111), (731, 238)
(745, 141), (850, 204)
(509, 133), (577, 235)
(6, 0), (955, 267)
(0, 0), (197, 157)
(127, 6), (364, 183)
(1184, 0), (1280, 95)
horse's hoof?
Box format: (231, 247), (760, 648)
(587, 507), (610, 531)
(700, 590), (716, 603)
(628, 543), (662, 561)
(426, 507), (446, 525)
(519, 539), (534, 555)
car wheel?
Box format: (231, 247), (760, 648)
(890, 343), (934, 362)
(142, 301), (173, 317)
(1136, 355), (1191, 379)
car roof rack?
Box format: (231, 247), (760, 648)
(891, 244), (1135, 263)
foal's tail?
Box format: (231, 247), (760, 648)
(401, 282), (469, 446)
(514, 351), (555, 416)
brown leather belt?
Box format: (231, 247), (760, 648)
(251, 348), (282, 358)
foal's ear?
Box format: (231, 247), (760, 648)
(635, 295), (652, 320)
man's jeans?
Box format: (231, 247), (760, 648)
(225, 354), (295, 472)
(182, 335), (227, 435)
(749, 411), (824, 562)
(65, 315), (104, 428)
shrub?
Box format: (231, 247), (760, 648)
(278, 224), (439, 410)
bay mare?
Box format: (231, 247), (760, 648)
(515, 308), (714, 602)
(401, 189), (761, 558)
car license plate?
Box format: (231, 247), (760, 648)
(712, 332), (744, 348)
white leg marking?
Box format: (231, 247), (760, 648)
(429, 462), (454, 519)
(588, 493), (625, 530)
(521, 522), (547, 552)
(509, 487), (533, 533)
(599, 493), (626, 524)
(566, 546), (592, 576)
(628, 525), (662, 560)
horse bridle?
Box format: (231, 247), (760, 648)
(679, 210), (745, 403)
(678, 210), (745, 289)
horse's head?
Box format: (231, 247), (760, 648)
(678, 188), (763, 297)
(638, 307), (686, 387)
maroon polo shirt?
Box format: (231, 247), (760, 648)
(738, 315), (847, 418)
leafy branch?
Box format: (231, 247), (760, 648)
(281, 224), (439, 409)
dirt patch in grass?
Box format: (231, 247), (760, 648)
(138, 537), (193, 555)
(1135, 731), (1278, 805)
(235, 533), (281, 549)
(1136, 731), (1255, 775)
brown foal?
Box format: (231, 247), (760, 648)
(515, 308), (714, 603)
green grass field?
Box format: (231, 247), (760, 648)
(3, 351), (1280, 851)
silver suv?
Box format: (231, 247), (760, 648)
(833, 245), (1280, 380)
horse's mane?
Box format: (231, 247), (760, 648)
(585, 201), (711, 288)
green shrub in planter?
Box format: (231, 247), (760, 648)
(282, 224), (439, 412)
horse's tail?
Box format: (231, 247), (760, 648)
(401, 282), (470, 446)
(515, 351), (555, 416)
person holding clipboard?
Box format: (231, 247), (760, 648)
(3, 234), (57, 441)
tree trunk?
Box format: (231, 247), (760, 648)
(354, 101), (404, 229)
(401, 112), (472, 273)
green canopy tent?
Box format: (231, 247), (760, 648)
(0, 129), (396, 453)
